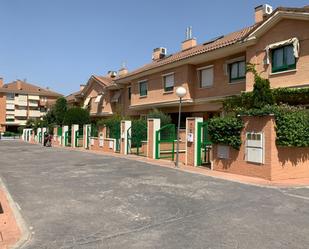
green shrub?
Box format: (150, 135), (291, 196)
(63, 107), (90, 126)
(275, 107), (309, 147)
(3, 131), (19, 137)
(147, 109), (172, 127)
(238, 105), (309, 147)
(97, 114), (122, 138)
(208, 117), (243, 150)
(91, 123), (98, 137)
(54, 97), (68, 125)
(131, 119), (147, 146)
(273, 87), (309, 106)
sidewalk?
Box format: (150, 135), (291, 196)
(55, 145), (309, 188)
(0, 188), (21, 249)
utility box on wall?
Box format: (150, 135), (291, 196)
(217, 145), (229, 159)
(246, 132), (264, 164)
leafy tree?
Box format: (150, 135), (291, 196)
(43, 107), (56, 125)
(63, 107), (90, 126)
(54, 97), (68, 125)
(26, 118), (36, 128)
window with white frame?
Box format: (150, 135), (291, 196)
(163, 73), (174, 92)
(199, 66), (214, 88)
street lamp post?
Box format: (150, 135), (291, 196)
(175, 86), (187, 168)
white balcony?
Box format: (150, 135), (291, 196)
(5, 120), (18, 125)
(15, 100), (28, 106)
(6, 103), (15, 110)
(28, 110), (41, 117)
(15, 119), (27, 125)
(28, 95), (40, 100)
(15, 109), (27, 117)
(6, 110), (15, 115)
(6, 99), (15, 104)
(28, 101), (39, 107)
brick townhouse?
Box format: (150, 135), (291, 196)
(68, 5), (309, 124)
(0, 79), (62, 133)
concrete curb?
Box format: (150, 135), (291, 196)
(0, 177), (31, 249)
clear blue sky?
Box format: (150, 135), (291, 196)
(0, 0), (307, 95)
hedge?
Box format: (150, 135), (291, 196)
(208, 117), (243, 150)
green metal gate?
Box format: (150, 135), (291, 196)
(38, 130), (42, 144)
(57, 127), (62, 145)
(155, 124), (176, 160)
(85, 125), (91, 149)
(197, 122), (212, 167)
(64, 128), (70, 147)
(67, 126), (72, 147)
(74, 128), (79, 147)
(77, 126), (83, 147)
(127, 122), (147, 156)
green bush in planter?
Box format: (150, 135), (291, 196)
(208, 117), (243, 150)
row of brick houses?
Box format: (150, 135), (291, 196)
(66, 5), (309, 126)
(20, 4), (309, 181)
(0, 79), (62, 133)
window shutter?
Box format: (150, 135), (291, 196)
(164, 74), (174, 88)
(200, 67), (214, 87)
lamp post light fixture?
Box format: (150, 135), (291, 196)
(175, 86), (187, 168)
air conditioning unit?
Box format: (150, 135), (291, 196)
(107, 71), (118, 78)
(263, 4), (273, 15)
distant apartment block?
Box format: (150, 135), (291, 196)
(0, 79), (62, 132)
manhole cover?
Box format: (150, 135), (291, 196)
(0, 202), (3, 214)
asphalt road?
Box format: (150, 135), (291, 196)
(0, 141), (309, 249)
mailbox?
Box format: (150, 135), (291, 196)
(187, 133), (194, 142)
(217, 145), (229, 159)
(246, 132), (264, 164)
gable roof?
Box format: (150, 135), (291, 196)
(116, 25), (256, 81)
(0, 80), (62, 97)
(115, 6), (309, 82)
(78, 75), (114, 97)
(246, 6), (309, 39)
(66, 90), (82, 103)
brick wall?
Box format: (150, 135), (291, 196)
(213, 116), (309, 180)
(213, 116), (273, 179)
(271, 147), (309, 180)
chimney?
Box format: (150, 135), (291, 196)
(80, 84), (86, 91)
(255, 4), (273, 23)
(152, 47), (167, 61)
(0, 78), (3, 87)
(181, 26), (197, 51)
(118, 67), (128, 77)
(16, 80), (22, 90)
